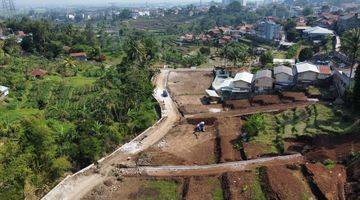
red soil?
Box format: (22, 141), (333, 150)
(252, 95), (282, 105)
(217, 117), (243, 162)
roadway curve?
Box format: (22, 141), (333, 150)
(42, 69), (181, 200)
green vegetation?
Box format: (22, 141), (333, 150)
(246, 104), (357, 154)
(140, 180), (180, 200)
(259, 51), (274, 66)
(0, 31), (160, 199)
(212, 188), (224, 200)
(252, 168), (266, 200)
(299, 47), (314, 62)
(322, 159), (336, 170)
(286, 43), (301, 59)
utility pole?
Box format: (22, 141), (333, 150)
(1, 0), (16, 17)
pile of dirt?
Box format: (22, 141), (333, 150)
(224, 99), (252, 109)
(263, 166), (315, 200)
(281, 92), (308, 102)
(252, 95), (282, 105)
(304, 133), (360, 162)
(302, 163), (347, 200)
(168, 71), (213, 96)
(217, 117), (243, 163)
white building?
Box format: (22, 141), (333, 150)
(232, 71), (254, 92)
(274, 65), (294, 85)
(0, 86), (9, 98)
(295, 62), (320, 83)
(303, 26), (334, 39)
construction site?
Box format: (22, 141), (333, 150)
(44, 68), (360, 200)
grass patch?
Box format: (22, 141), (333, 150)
(140, 180), (180, 200)
(252, 169), (266, 200)
(322, 159), (336, 170)
(64, 76), (97, 87)
(212, 188), (224, 200)
(0, 108), (43, 123)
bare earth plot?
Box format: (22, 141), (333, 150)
(44, 69), (360, 200)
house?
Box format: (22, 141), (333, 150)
(274, 65), (294, 86)
(333, 66), (356, 96)
(255, 19), (283, 41)
(70, 52), (87, 61)
(232, 71), (254, 92)
(253, 69), (273, 92)
(303, 26), (334, 40)
(31, 69), (48, 78)
(295, 62), (320, 83)
(337, 13), (360, 33)
(317, 65), (332, 80)
(0, 85), (9, 98)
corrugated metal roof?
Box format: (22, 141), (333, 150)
(303, 26), (333, 35)
(274, 65), (294, 76)
(255, 69), (272, 79)
(317, 65), (332, 75)
(234, 72), (254, 84)
(296, 62), (320, 73)
(0, 85), (9, 92)
(205, 89), (220, 98)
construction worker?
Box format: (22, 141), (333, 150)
(196, 121), (205, 132)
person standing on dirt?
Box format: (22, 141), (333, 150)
(196, 121), (205, 132)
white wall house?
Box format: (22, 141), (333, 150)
(254, 69), (273, 92)
(274, 65), (294, 85)
(232, 71), (254, 92)
(0, 86), (9, 98)
(295, 62), (320, 83)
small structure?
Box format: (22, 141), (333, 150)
(253, 69), (273, 93)
(31, 69), (48, 79)
(295, 62), (320, 84)
(274, 65), (294, 87)
(273, 58), (295, 66)
(317, 65), (332, 80)
(232, 71), (254, 92)
(205, 89), (221, 104)
(0, 85), (9, 98)
(303, 26), (334, 39)
(333, 67), (356, 96)
(70, 52), (87, 61)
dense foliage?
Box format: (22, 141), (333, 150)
(0, 31), (159, 199)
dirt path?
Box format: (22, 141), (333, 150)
(118, 154), (304, 177)
(42, 69), (181, 200)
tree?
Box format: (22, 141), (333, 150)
(353, 68), (360, 108)
(341, 28), (360, 87)
(243, 114), (266, 137)
(299, 47), (313, 62)
(302, 7), (314, 16)
(220, 42), (248, 67)
(60, 58), (77, 77)
(260, 51), (273, 66)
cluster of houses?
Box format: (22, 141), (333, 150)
(207, 61), (355, 101)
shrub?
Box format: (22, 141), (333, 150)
(243, 114), (266, 137)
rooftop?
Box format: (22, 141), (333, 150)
(274, 65), (294, 76)
(255, 69), (272, 79)
(234, 71), (254, 84)
(296, 62), (320, 74)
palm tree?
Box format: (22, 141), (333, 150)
(61, 57), (76, 77)
(341, 28), (360, 87)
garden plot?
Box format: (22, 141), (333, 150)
(183, 176), (223, 200)
(81, 177), (184, 200)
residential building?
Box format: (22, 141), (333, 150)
(0, 85), (9, 98)
(274, 65), (294, 86)
(333, 67), (356, 96)
(232, 71), (254, 92)
(253, 69), (273, 92)
(70, 52), (87, 61)
(337, 13), (360, 33)
(31, 69), (48, 79)
(295, 62), (320, 83)
(273, 58), (296, 66)
(303, 26), (334, 40)
(256, 19), (282, 41)
(317, 65), (332, 80)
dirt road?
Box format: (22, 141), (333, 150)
(118, 154), (304, 177)
(42, 69), (181, 200)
